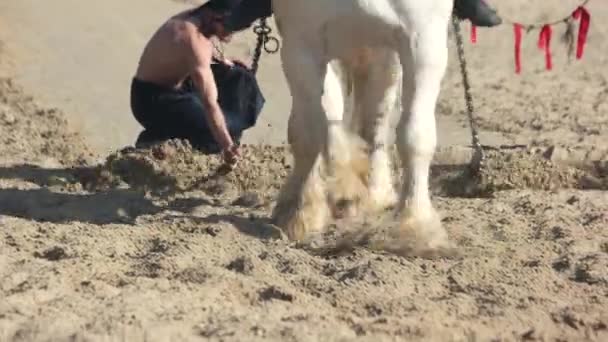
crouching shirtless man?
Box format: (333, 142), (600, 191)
(131, 0), (248, 165)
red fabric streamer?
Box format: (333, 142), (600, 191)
(538, 24), (553, 70)
(514, 23), (523, 74)
(572, 6), (591, 60)
(470, 24), (477, 44)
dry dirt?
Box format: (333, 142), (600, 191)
(1, 0), (608, 341)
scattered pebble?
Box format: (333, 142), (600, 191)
(258, 286), (294, 302)
(226, 256), (254, 275)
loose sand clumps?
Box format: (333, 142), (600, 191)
(74, 139), (292, 197)
(59, 137), (608, 261)
(68, 135), (608, 200)
(0, 78), (96, 166)
(425, 146), (607, 198)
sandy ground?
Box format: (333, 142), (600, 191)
(1, 0), (608, 341)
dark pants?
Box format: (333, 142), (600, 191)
(130, 64), (264, 154)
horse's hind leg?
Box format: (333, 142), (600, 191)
(350, 49), (401, 212)
(323, 60), (370, 219)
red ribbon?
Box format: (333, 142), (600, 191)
(572, 6), (591, 60)
(538, 24), (553, 70)
(514, 23), (523, 74)
(470, 24), (477, 44)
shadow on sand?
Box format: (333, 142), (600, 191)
(0, 163), (185, 225)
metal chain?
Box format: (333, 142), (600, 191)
(447, 0), (592, 173)
(251, 18), (280, 75)
(451, 16), (485, 174)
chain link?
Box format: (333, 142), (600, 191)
(451, 16), (485, 175)
(251, 18), (280, 75)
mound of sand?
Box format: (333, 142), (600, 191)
(0, 78), (96, 166)
(432, 147), (608, 198)
(74, 139), (291, 198)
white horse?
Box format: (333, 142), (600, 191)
(270, 0), (454, 254)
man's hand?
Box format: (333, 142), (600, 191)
(222, 144), (240, 166)
(182, 24), (242, 165)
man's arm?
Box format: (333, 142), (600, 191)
(191, 65), (234, 149)
(184, 26), (234, 151)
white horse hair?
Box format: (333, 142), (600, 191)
(270, 0), (454, 255)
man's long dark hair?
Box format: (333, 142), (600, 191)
(191, 0), (242, 16)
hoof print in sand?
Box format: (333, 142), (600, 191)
(258, 286), (294, 302)
(148, 237), (171, 254)
(232, 191), (263, 208)
(174, 267), (209, 285)
(552, 253), (608, 285)
(34, 246), (69, 261)
(571, 254), (608, 285)
(338, 263), (383, 285)
(204, 226), (221, 237)
(551, 307), (608, 332)
(226, 256), (254, 275)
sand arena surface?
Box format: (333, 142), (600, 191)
(1, 0), (607, 340)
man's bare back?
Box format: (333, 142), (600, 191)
(135, 10), (214, 89)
